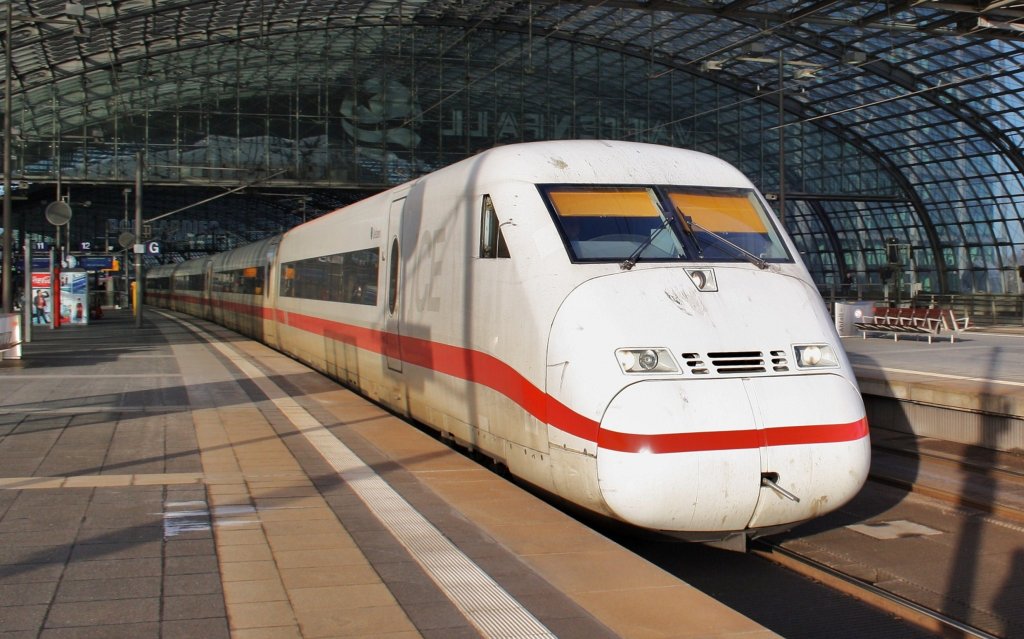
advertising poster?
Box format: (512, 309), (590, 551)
(30, 273), (53, 326)
(60, 270), (90, 325)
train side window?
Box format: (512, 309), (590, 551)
(480, 195), (510, 259)
(279, 248), (379, 305)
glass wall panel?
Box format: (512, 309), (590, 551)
(8, 20), (1024, 295)
(15, 25), (898, 205)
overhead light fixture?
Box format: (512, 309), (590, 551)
(701, 60), (724, 72)
(793, 68), (817, 80)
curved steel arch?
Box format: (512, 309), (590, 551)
(3, 0), (1019, 296)
(7, 10), (954, 292)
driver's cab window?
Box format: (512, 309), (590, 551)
(665, 190), (789, 262)
(545, 186), (686, 262)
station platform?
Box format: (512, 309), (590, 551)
(0, 310), (777, 639)
(842, 328), (1024, 454)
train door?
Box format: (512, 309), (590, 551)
(262, 239), (280, 349)
(384, 199), (404, 372)
(202, 259), (214, 321)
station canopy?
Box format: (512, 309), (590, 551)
(2, 0), (1024, 295)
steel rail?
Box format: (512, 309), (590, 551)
(751, 540), (1002, 639)
(876, 443), (1024, 481)
(869, 445), (1024, 525)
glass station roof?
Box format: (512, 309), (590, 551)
(3, 0), (1024, 295)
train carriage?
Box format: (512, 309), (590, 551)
(147, 140), (870, 549)
(145, 264), (175, 309)
(209, 236), (279, 339)
(166, 255), (212, 319)
(271, 193), (388, 391)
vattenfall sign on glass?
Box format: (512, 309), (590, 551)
(439, 109), (691, 144)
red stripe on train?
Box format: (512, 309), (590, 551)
(597, 418), (869, 454)
(157, 295), (866, 452)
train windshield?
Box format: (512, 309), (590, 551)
(542, 185), (792, 265)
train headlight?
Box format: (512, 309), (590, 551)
(616, 348), (680, 374)
(794, 344), (839, 369)
(685, 268), (718, 292)
(638, 350), (659, 370)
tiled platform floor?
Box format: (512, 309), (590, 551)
(0, 309), (776, 639)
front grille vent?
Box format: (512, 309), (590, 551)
(770, 350), (790, 372)
(707, 351), (766, 374)
(682, 349), (790, 375)
(681, 353), (709, 375)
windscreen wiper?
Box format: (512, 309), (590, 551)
(676, 205), (768, 270)
(675, 209), (703, 260)
(620, 209), (674, 270)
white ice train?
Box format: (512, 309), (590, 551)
(147, 140), (870, 550)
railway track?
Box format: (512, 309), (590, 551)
(751, 539), (1002, 639)
(870, 441), (1024, 525)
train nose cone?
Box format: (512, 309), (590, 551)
(546, 267), (869, 536)
(596, 375), (869, 534)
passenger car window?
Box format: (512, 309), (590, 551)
(279, 248), (379, 305)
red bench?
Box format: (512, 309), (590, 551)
(853, 306), (971, 343)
